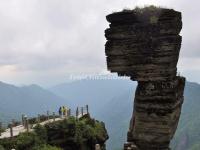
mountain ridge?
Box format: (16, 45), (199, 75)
(0, 81), (70, 125)
(0, 79), (200, 150)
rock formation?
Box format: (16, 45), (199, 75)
(105, 6), (185, 150)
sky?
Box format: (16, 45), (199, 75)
(0, 0), (199, 87)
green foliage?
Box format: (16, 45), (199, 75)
(190, 143), (200, 150)
(150, 16), (158, 24)
(0, 138), (16, 150)
(0, 131), (47, 150)
(0, 145), (5, 150)
(34, 124), (48, 142)
(122, 5), (161, 14)
(16, 132), (44, 150)
(45, 116), (108, 150)
(0, 116), (108, 150)
(32, 144), (62, 150)
(0, 128), (5, 135)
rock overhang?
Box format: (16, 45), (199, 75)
(105, 6), (182, 82)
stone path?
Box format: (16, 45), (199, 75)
(0, 113), (87, 139)
(0, 117), (62, 139)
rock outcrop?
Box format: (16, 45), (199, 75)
(105, 6), (185, 150)
(0, 115), (109, 150)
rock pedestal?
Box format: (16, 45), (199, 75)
(105, 6), (185, 150)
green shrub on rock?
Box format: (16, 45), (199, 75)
(0, 115), (108, 150)
(45, 116), (108, 150)
(16, 132), (44, 150)
(32, 144), (62, 150)
(0, 145), (5, 150)
(34, 124), (48, 142)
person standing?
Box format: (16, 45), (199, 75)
(59, 107), (62, 118)
(63, 106), (67, 118)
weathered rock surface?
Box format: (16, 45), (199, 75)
(129, 77), (185, 150)
(104, 6), (185, 150)
(105, 7), (182, 81)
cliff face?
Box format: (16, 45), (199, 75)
(105, 6), (185, 150)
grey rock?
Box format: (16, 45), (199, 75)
(104, 6), (185, 150)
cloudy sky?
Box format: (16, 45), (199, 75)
(0, 0), (199, 86)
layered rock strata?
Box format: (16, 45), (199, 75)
(105, 6), (185, 150)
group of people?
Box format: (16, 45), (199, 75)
(58, 106), (68, 118)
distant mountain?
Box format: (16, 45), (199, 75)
(0, 81), (69, 125)
(171, 82), (200, 150)
(49, 79), (136, 116)
(97, 89), (134, 150)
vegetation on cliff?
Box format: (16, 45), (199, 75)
(0, 115), (108, 150)
(0, 128), (5, 136)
